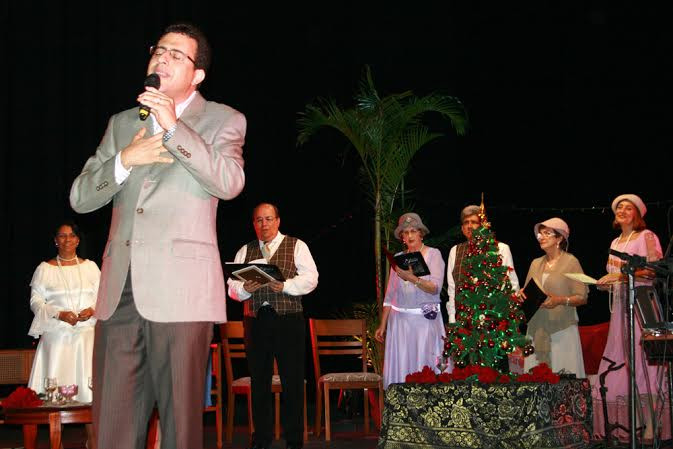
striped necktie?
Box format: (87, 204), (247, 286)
(262, 242), (272, 262)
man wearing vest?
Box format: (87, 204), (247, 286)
(446, 204), (520, 323)
(227, 203), (319, 449)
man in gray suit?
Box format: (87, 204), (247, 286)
(70, 23), (245, 449)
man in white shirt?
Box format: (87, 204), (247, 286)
(446, 205), (519, 323)
(228, 203), (318, 449)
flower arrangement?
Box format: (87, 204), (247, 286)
(0, 386), (43, 408)
(405, 363), (560, 385)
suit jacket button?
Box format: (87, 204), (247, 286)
(125, 240), (130, 246)
(136, 208), (144, 214)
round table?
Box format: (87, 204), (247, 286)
(2, 402), (92, 449)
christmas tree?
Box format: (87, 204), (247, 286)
(444, 204), (532, 372)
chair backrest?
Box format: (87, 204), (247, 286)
(220, 321), (282, 386)
(220, 321), (247, 389)
(309, 319), (368, 381)
(0, 349), (36, 385)
(578, 322), (610, 375)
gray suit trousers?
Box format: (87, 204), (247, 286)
(92, 271), (213, 449)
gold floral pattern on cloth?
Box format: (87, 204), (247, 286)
(378, 379), (592, 449)
(319, 372), (381, 382)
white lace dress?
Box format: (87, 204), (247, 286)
(27, 260), (100, 403)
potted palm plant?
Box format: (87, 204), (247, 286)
(297, 65), (468, 313)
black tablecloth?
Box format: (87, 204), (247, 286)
(378, 378), (592, 449)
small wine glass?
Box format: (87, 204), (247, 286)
(58, 384), (78, 404)
(436, 355), (449, 374)
(44, 377), (57, 403)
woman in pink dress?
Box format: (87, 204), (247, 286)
(375, 213), (446, 389)
(594, 194), (669, 442)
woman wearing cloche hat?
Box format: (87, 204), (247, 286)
(374, 212), (447, 388)
(519, 217), (588, 376)
(593, 193), (667, 441)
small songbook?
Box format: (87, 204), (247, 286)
(224, 263), (285, 285)
(563, 273), (598, 284)
(520, 278), (548, 322)
(383, 248), (431, 277)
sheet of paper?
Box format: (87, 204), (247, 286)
(563, 273), (598, 284)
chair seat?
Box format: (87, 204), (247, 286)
(319, 372), (382, 383)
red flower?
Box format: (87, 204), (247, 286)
(437, 373), (451, 383)
(498, 374), (511, 383)
(477, 369), (498, 383)
(1, 386), (43, 409)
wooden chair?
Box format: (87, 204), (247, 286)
(0, 348), (36, 389)
(309, 318), (384, 441)
(0, 348), (36, 425)
(220, 321), (308, 443)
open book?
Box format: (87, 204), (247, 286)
(224, 263), (285, 285)
(563, 273), (598, 284)
(383, 248), (430, 277)
(520, 278), (548, 323)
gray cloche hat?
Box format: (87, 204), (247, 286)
(394, 213), (430, 240)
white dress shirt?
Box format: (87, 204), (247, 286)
(446, 241), (519, 323)
(227, 232), (319, 301)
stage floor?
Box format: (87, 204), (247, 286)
(1, 400), (671, 449)
(0, 402), (381, 449)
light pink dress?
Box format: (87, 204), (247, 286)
(592, 230), (670, 441)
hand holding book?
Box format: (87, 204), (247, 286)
(519, 278), (548, 323)
(383, 247), (431, 277)
(224, 263), (285, 286)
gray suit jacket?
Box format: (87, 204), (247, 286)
(70, 92), (245, 322)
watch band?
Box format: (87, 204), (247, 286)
(163, 122), (178, 142)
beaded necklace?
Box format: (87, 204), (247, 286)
(56, 255), (83, 313)
(608, 231), (635, 314)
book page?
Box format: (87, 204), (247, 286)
(563, 273), (598, 284)
(232, 265), (276, 285)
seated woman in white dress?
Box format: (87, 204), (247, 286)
(27, 221), (100, 403)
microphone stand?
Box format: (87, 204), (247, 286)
(610, 249), (650, 448)
(625, 262), (638, 449)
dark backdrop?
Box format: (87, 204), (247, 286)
(3, 3), (673, 348)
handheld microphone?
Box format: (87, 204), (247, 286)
(139, 73), (161, 121)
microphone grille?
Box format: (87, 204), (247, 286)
(144, 73), (161, 89)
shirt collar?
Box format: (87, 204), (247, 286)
(259, 232), (284, 248)
(151, 90), (198, 133)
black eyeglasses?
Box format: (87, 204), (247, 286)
(149, 45), (196, 65)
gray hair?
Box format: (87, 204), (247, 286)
(460, 205), (481, 223)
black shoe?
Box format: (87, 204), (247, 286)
(286, 442), (303, 449)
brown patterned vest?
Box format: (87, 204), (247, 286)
(452, 241), (469, 295)
(243, 236), (302, 317)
